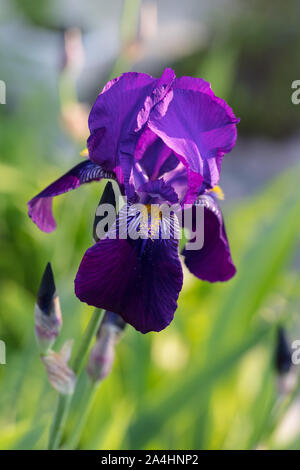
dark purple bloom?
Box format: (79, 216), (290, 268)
(27, 68), (239, 333)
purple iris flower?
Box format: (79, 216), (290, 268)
(28, 68), (239, 334)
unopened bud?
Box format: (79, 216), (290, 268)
(93, 182), (116, 243)
(275, 327), (292, 375)
(41, 340), (76, 395)
(35, 263), (62, 353)
(87, 311), (126, 383)
(102, 311), (127, 335)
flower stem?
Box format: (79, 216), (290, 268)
(65, 378), (97, 449)
(48, 394), (71, 450)
(265, 375), (300, 445)
(47, 308), (103, 450)
(72, 308), (104, 376)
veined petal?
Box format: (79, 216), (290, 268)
(88, 69), (175, 169)
(87, 69), (176, 199)
(182, 195), (236, 282)
(135, 128), (178, 180)
(136, 68), (175, 131)
(87, 73), (154, 171)
(138, 179), (179, 204)
(148, 78), (239, 189)
(75, 208), (183, 334)
(135, 128), (202, 205)
(28, 160), (115, 232)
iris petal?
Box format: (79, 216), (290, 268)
(28, 160), (115, 232)
(87, 69), (175, 193)
(138, 179), (179, 204)
(148, 78), (239, 189)
(182, 195), (236, 282)
(75, 208), (183, 333)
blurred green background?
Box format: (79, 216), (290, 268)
(0, 0), (300, 450)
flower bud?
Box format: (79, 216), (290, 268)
(275, 327), (292, 375)
(87, 311), (126, 383)
(41, 340), (76, 395)
(35, 263), (62, 353)
(93, 182), (116, 243)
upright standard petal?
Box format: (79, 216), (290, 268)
(148, 77), (239, 189)
(87, 69), (175, 199)
(75, 211), (183, 334)
(28, 160), (115, 232)
(87, 69), (175, 170)
(182, 195), (236, 282)
(135, 127), (178, 181)
(135, 128), (202, 205)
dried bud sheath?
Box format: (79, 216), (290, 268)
(42, 340), (76, 395)
(87, 311), (126, 383)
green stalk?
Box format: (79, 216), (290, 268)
(48, 395), (71, 450)
(65, 377), (97, 449)
(72, 308), (104, 376)
(264, 375), (300, 445)
(48, 308), (103, 450)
